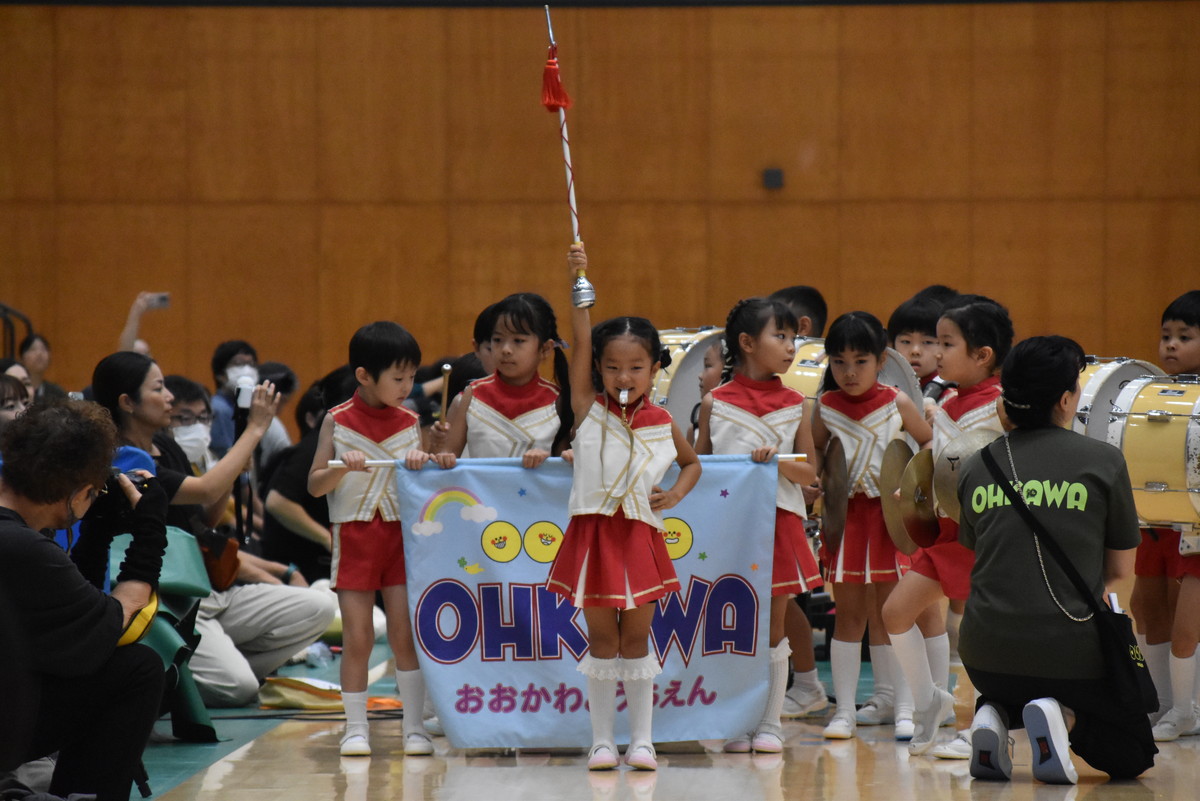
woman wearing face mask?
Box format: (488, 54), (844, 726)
(163, 375), (217, 473)
(209, 340), (260, 458)
(91, 352), (336, 708)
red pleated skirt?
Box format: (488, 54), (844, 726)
(773, 509), (824, 595)
(546, 508), (680, 609)
(825, 495), (910, 584)
(908, 517), (973, 600)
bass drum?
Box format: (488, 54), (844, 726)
(780, 337), (922, 408)
(649, 327), (724, 423)
(1074, 356), (1162, 440)
(1106, 375), (1200, 526)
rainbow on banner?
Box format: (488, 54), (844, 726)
(412, 486), (497, 536)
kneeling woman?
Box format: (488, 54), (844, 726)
(956, 336), (1155, 784)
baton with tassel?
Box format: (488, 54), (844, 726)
(542, 5), (594, 309)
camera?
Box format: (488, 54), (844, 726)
(84, 470), (152, 523)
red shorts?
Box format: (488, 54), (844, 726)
(1181, 555), (1200, 580)
(908, 517), (973, 601)
(825, 496), (909, 584)
(547, 509), (680, 609)
(331, 515), (407, 591)
(773, 509), (824, 595)
(1134, 528), (1182, 579)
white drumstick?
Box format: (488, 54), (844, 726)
(327, 460), (399, 468)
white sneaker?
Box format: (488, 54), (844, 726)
(969, 705), (1012, 780)
(855, 696), (895, 725)
(340, 733), (371, 757)
(1023, 699), (1077, 785)
(752, 731), (784, 753)
(1188, 702), (1200, 737)
(723, 734), (752, 753)
(404, 732), (434, 756)
(1152, 706), (1200, 742)
(931, 731), (971, 760)
(894, 718), (915, 741)
(823, 712), (856, 740)
(782, 685), (829, 718)
(423, 714), (444, 737)
(908, 689), (954, 755)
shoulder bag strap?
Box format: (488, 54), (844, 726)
(979, 443), (1106, 618)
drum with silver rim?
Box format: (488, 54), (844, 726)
(1074, 356), (1163, 440)
(650, 327), (724, 424)
(1106, 374), (1200, 526)
(780, 337), (922, 408)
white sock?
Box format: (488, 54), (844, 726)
(396, 668), (428, 737)
(867, 644), (894, 706)
(831, 639), (863, 716)
(890, 626), (934, 710)
(889, 646), (914, 721)
(1195, 652), (1200, 705)
(925, 633), (951, 691)
(342, 690), (369, 740)
(758, 640), (792, 736)
(793, 668), (824, 694)
(581, 655), (620, 749)
(1144, 641), (1172, 711)
(1169, 653), (1197, 718)
(623, 655), (661, 748)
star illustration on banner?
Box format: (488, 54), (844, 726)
(750, 563), (759, 571)
(457, 557), (468, 568)
(518, 488), (527, 497)
(719, 489), (729, 498)
(698, 552), (708, 561)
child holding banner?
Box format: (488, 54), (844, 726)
(546, 244), (702, 772)
(435, 292), (573, 464)
(308, 321), (455, 758)
(693, 297), (822, 754)
(812, 311), (933, 741)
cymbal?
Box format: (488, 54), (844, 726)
(933, 429), (1001, 522)
(880, 439), (919, 555)
(899, 449), (939, 549)
(820, 437), (849, 556)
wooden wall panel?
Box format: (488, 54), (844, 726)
(971, 3), (1106, 199)
(0, 205), (55, 358)
(707, 203), (842, 320)
(446, 10), (565, 203)
(1106, 2), (1200, 197)
(969, 202), (1106, 352)
(53, 206), (189, 386)
(317, 204), (451, 373)
(709, 8), (841, 202)
(837, 202), (972, 321)
(56, 9), (188, 201)
(839, 5), (972, 200)
(0, 8), (54, 201)
(575, 8), (710, 202)
(317, 9), (448, 203)
(187, 206), (320, 389)
(188, 9), (319, 202)
(1105, 201), (1200, 363)
(584, 202), (709, 329)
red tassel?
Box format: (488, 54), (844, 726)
(541, 45), (572, 112)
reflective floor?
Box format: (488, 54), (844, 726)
(157, 670), (1200, 801)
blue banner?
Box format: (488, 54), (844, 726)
(395, 455), (777, 748)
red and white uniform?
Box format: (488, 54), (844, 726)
(819, 383), (909, 583)
(547, 395), (680, 609)
(914, 376), (1003, 599)
(709, 373), (823, 594)
(327, 391), (420, 591)
(464, 374), (561, 458)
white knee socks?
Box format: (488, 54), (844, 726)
(580, 655), (621, 750)
(831, 639), (862, 716)
(758, 640), (792, 737)
(890, 626), (934, 710)
(1142, 640), (1171, 712)
(624, 654), (661, 748)
(1169, 653), (1197, 718)
(925, 632), (951, 691)
(867, 644), (895, 707)
(396, 668), (428, 737)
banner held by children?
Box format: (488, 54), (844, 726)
(395, 455), (777, 748)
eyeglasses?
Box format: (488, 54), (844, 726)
(170, 411), (213, 426)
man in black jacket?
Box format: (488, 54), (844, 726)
(0, 400), (167, 801)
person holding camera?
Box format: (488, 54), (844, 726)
(91, 351), (335, 708)
(0, 399), (168, 801)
